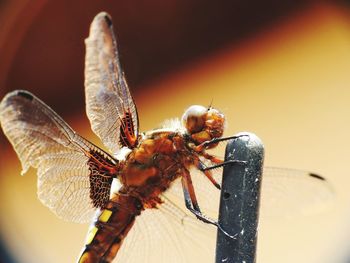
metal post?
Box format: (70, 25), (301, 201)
(215, 132), (264, 263)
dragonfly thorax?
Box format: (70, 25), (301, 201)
(182, 105), (225, 147)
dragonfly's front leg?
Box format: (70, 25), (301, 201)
(193, 134), (248, 152)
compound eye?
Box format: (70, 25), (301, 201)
(182, 105), (207, 134)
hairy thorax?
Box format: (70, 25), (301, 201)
(118, 130), (190, 208)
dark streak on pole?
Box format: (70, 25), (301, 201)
(215, 132), (264, 263)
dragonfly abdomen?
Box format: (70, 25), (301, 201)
(78, 193), (142, 263)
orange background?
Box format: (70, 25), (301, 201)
(1, 2), (350, 263)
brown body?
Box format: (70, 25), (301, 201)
(77, 14), (226, 262)
(79, 131), (195, 262)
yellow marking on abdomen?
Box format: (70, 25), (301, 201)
(78, 251), (89, 263)
(99, 209), (112, 223)
(86, 226), (98, 245)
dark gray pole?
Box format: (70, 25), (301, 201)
(215, 132), (264, 263)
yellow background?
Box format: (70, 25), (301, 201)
(0, 4), (350, 263)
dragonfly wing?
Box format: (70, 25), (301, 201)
(115, 166), (333, 262)
(260, 167), (334, 218)
(116, 191), (217, 263)
(0, 90), (118, 223)
(163, 165), (334, 221)
(85, 12), (139, 154)
(115, 173), (221, 262)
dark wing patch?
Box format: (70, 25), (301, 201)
(87, 149), (117, 208)
(120, 110), (138, 149)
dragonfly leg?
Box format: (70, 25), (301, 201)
(202, 159), (247, 171)
(181, 170), (236, 239)
(194, 134), (248, 152)
(181, 170), (200, 212)
(196, 161), (221, 190)
(200, 151), (223, 164)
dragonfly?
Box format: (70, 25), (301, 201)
(0, 12), (333, 263)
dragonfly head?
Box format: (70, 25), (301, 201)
(182, 105), (225, 147)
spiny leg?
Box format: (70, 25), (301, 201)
(181, 170), (200, 211)
(194, 150), (246, 190)
(197, 151), (246, 174)
(194, 134), (249, 152)
(196, 160), (221, 190)
(200, 151), (223, 164)
(181, 170), (236, 239)
(202, 159), (247, 171)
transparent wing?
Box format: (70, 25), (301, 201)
(114, 166), (333, 262)
(116, 192), (217, 263)
(0, 90), (118, 223)
(85, 12), (139, 153)
(116, 169), (224, 263)
(259, 167), (334, 218)
(164, 166), (334, 221)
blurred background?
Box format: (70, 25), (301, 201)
(1, 0), (350, 262)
